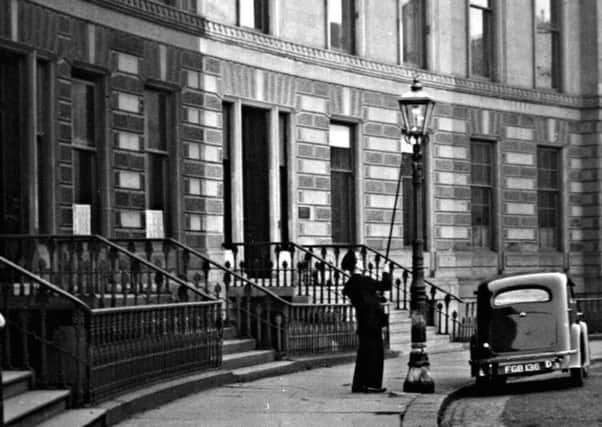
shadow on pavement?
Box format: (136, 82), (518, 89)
(462, 373), (584, 398)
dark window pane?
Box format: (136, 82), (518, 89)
(537, 146), (560, 248)
(223, 103), (232, 245)
(330, 122), (355, 243)
(331, 147), (352, 171)
(145, 88), (171, 235)
(72, 80), (95, 147)
(181, 0), (197, 13)
(240, 0), (268, 33)
(402, 0), (425, 67)
(73, 149), (100, 233)
(535, 0), (560, 89)
(74, 150), (94, 205)
(331, 171), (354, 243)
(329, 0), (355, 53)
(279, 113), (289, 243)
(145, 91), (167, 151)
(471, 141), (494, 248)
(470, 0), (492, 77)
(148, 153), (166, 210)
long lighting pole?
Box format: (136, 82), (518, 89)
(399, 79), (435, 394)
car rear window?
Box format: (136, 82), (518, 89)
(493, 287), (551, 306)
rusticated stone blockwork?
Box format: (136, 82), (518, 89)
(3, 0), (601, 291)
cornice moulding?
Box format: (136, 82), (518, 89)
(83, 0), (584, 109)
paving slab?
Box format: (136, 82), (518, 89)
(110, 339), (602, 427)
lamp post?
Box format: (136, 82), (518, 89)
(399, 78), (436, 394)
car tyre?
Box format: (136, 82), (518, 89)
(491, 376), (507, 388)
(570, 367), (584, 387)
(475, 376), (490, 393)
(475, 376), (506, 394)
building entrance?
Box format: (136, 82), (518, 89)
(0, 52), (25, 234)
(242, 106), (270, 276)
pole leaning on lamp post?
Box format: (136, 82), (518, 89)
(399, 78), (436, 394)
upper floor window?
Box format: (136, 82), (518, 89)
(328, 0), (355, 53)
(330, 123), (356, 243)
(469, 0), (493, 78)
(145, 88), (173, 235)
(180, 0), (197, 13)
(534, 0), (560, 89)
(72, 76), (101, 234)
(400, 0), (426, 68)
(239, 0), (269, 33)
(537, 146), (560, 249)
(471, 141), (494, 249)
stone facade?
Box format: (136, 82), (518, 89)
(2, 0), (602, 294)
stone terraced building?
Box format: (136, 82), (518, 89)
(1, 0), (601, 297)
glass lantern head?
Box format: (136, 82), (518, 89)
(398, 79), (436, 142)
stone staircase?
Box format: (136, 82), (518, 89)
(1, 312), (464, 426)
(0, 328), (273, 427)
(2, 371), (105, 427)
(388, 307), (469, 354)
(222, 327), (276, 370)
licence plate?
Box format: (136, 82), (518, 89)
(499, 360), (553, 375)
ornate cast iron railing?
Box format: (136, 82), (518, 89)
(111, 238), (360, 356)
(112, 239), (351, 305)
(0, 234), (214, 308)
(285, 303), (359, 355)
(0, 255), (91, 405)
(302, 244), (474, 342)
(88, 301), (222, 402)
(223, 241), (350, 304)
(576, 295), (602, 335)
(0, 255), (223, 406)
(229, 284), (361, 357)
(111, 238), (232, 298)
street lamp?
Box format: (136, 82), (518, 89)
(399, 78), (436, 394)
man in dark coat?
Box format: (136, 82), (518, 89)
(341, 251), (391, 393)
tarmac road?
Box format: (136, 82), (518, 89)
(441, 364), (602, 427)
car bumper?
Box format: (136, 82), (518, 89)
(470, 349), (577, 378)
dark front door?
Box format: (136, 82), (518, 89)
(242, 106), (270, 276)
(0, 52), (25, 234)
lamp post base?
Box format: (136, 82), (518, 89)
(403, 350), (435, 393)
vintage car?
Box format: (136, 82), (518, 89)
(470, 272), (591, 388)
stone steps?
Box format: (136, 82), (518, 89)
(388, 307), (468, 354)
(2, 371), (106, 427)
(222, 349), (276, 370)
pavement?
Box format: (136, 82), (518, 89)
(104, 341), (602, 427)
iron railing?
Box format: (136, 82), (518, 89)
(114, 239), (351, 305)
(0, 234), (214, 308)
(224, 241), (350, 304)
(112, 238), (360, 355)
(0, 254), (223, 405)
(577, 295), (602, 335)
(285, 303), (359, 355)
(88, 301), (222, 402)
(0, 255), (92, 405)
(303, 244), (475, 341)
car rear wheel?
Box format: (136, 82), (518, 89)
(570, 367), (584, 387)
(475, 375), (506, 392)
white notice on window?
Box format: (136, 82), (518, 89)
(145, 210), (165, 238)
(73, 204), (91, 235)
